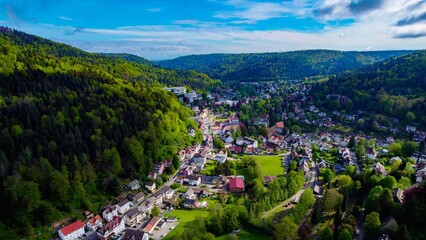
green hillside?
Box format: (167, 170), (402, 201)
(312, 50), (426, 125)
(0, 27), (204, 237)
(157, 50), (414, 82)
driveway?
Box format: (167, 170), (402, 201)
(150, 221), (179, 240)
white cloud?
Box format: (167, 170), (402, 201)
(146, 8), (162, 12)
(59, 16), (72, 21)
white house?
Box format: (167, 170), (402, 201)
(236, 137), (258, 148)
(125, 209), (145, 228)
(366, 147), (377, 160)
(163, 87), (186, 95)
(58, 220), (85, 240)
(416, 168), (426, 183)
(116, 199), (131, 214)
(102, 205), (118, 222)
(97, 216), (125, 239)
(125, 179), (141, 191)
(187, 175), (201, 186)
(138, 200), (153, 214)
(85, 215), (103, 232)
(193, 153), (207, 165)
(406, 125), (417, 132)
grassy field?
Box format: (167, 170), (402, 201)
(250, 155), (284, 176)
(215, 229), (272, 240)
(201, 162), (216, 175)
(164, 209), (211, 239)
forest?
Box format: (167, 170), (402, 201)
(0, 27), (207, 237)
(157, 50), (413, 82)
(311, 50), (426, 127)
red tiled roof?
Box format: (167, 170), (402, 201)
(60, 220), (84, 236)
(87, 215), (102, 225)
(229, 178), (244, 190)
(275, 121), (284, 129)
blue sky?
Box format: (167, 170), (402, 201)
(1, 0), (426, 59)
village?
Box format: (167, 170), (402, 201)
(56, 81), (426, 240)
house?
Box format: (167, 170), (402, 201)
(138, 200), (153, 214)
(365, 147), (377, 160)
(122, 229), (149, 240)
(153, 162), (165, 175)
(183, 198), (201, 208)
(416, 168), (426, 183)
(412, 152), (426, 164)
(97, 216), (125, 240)
(275, 121), (285, 134)
(236, 137), (258, 148)
(183, 188), (196, 199)
(222, 134), (234, 143)
(374, 162), (388, 176)
(145, 182), (156, 193)
(58, 220), (85, 240)
(406, 125), (417, 132)
(263, 176), (277, 185)
(116, 199), (131, 214)
(142, 217), (161, 234)
(187, 175), (202, 186)
(84, 211), (94, 219)
(102, 205), (118, 222)
(133, 192), (145, 203)
(125, 208), (145, 227)
(85, 215), (103, 232)
(213, 151), (227, 164)
(193, 153), (207, 165)
(125, 179), (141, 191)
(163, 87), (186, 95)
(229, 178), (245, 193)
(386, 137), (395, 143)
(313, 185), (324, 195)
(147, 172), (157, 180)
(182, 165), (195, 176)
(150, 186), (175, 205)
(389, 156), (402, 164)
(393, 188), (405, 203)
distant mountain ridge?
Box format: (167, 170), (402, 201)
(100, 53), (153, 66)
(157, 50), (415, 81)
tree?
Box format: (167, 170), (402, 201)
(379, 176), (397, 189)
(323, 189), (343, 212)
(405, 111), (415, 123)
(275, 216), (298, 240)
(348, 136), (356, 149)
(337, 229), (353, 240)
(355, 144), (365, 160)
(401, 141), (418, 157)
(345, 99), (354, 112)
(320, 226), (334, 240)
(151, 206), (160, 217)
(291, 125), (301, 134)
(213, 137), (225, 150)
(371, 121), (379, 131)
(364, 212), (381, 240)
(320, 168), (334, 183)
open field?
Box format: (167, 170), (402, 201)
(215, 229), (272, 240)
(164, 209), (210, 239)
(251, 155), (285, 176)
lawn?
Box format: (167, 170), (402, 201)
(164, 209), (211, 239)
(250, 155), (285, 176)
(201, 162), (216, 175)
(215, 229), (272, 240)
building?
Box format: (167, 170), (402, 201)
(138, 200), (153, 214)
(153, 163), (165, 175)
(374, 162), (388, 176)
(125, 208), (145, 227)
(236, 137), (258, 148)
(59, 220), (85, 240)
(85, 215), (103, 232)
(275, 121), (285, 134)
(133, 192), (145, 203)
(97, 216), (125, 239)
(142, 217), (161, 234)
(102, 205), (118, 222)
(366, 147), (377, 160)
(164, 87), (186, 95)
(125, 179), (141, 191)
(183, 198), (201, 208)
(145, 182), (156, 193)
(229, 178), (245, 193)
(187, 175), (202, 186)
(193, 153), (207, 165)
(122, 229), (149, 240)
(117, 199), (131, 214)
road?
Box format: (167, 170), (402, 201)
(262, 162), (317, 220)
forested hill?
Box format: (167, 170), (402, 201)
(157, 50), (414, 82)
(0, 27), (203, 237)
(100, 53), (153, 66)
(0, 27), (220, 90)
(311, 50), (426, 124)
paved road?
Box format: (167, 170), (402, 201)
(262, 163), (317, 220)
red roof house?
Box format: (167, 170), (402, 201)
(229, 178), (245, 193)
(58, 220), (85, 240)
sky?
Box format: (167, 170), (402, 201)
(1, 0), (426, 60)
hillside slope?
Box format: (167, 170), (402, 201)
(0, 27), (220, 90)
(157, 50), (414, 81)
(312, 50), (426, 124)
(0, 27), (203, 237)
